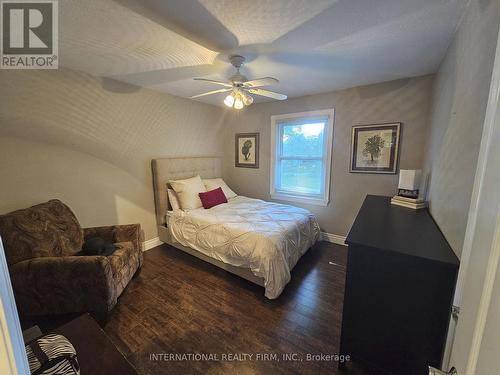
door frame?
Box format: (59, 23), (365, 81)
(443, 24), (500, 373)
(0, 238), (30, 375)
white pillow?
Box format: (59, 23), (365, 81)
(203, 178), (237, 199)
(169, 175), (206, 210)
(167, 188), (181, 211)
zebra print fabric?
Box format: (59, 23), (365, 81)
(26, 334), (79, 375)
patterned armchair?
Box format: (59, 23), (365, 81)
(0, 200), (143, 322)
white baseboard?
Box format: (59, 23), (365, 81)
(143, 237), (163, 251)
(321, 232), (347, 246)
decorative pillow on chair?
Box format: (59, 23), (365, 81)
(82, 237), (117, 256)
(167, 188), (181, 211)
(169, 175), (207, 210)
(198, 187), (228, 209)
(203, 178), (237, 199)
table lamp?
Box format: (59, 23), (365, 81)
(398, 169), (422, 199)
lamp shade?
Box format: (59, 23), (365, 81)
(224, 94), (235, 107)
(398, 169), (422, 190)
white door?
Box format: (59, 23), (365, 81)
(445, 25), (500, 375)
(0, 238), (30, 375)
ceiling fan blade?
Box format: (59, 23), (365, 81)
(243, 77), (279, 87)
(190, 88), (232, 99)
(247, 88), (287, 100)
(193, 78), (232, 87)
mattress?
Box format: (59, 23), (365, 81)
(168, 196), (321, 299)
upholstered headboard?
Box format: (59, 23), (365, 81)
(151, 157), (222, 225)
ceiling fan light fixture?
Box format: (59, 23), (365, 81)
(224, 94), (235, 107)
(192, 55), (286, 109)
(234, 95), (244, 110)
(242, 93), (254, 106)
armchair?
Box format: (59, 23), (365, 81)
(0, 200), (143, 322)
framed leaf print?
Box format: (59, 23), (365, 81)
(235, 133), (259, 168)
(350, 123), (401, 174)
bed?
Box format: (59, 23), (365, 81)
(152, 157), (320, 299)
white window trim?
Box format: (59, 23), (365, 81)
(270, 109), (334, 206)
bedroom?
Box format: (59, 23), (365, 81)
(0, 0), (500, 374)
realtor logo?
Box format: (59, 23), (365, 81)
(1, 0), (58, 69)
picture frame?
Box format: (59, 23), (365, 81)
(235, 133), (259, 168)
(350, 122), (401, 174)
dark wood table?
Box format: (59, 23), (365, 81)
(52, 314), (137, 375)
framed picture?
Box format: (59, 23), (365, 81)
(235, 133), (259, 168)
(350, 123), (401, 174)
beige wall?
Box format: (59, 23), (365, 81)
(222, 76), (434, 236)
(0, 68), (227, 240)
(423, 0), (500, 257)
(427, 0), (500, 372)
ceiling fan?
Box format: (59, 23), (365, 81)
(190, 55), (287, 109)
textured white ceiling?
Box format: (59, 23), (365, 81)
(59, 0), (469, 106)
(59, 0), (218, 77)
(197, 0), (337, 46)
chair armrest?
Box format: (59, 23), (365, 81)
(84, 224), (143, 269)
(83, 224), (142, 252)
(10, 256), (117, 316)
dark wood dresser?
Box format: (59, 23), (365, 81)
(340, 195), (459, 375)
(53, 314), (138, 375)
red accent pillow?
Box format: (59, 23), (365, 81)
(198, 187), (228, 209)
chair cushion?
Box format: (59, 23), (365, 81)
(0, 199), (84, 265)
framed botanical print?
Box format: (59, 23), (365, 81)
(235, 133), (259, 168)
(350, 123), (401, 174)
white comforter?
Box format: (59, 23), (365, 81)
(168, 196), (321, 299)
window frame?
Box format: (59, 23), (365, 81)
(270, 109), (334, 206)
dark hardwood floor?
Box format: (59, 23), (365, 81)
(101, 242), (368, 375)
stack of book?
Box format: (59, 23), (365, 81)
(391, 195), (427, 209)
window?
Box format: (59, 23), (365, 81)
(271, 109), (334, 206)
